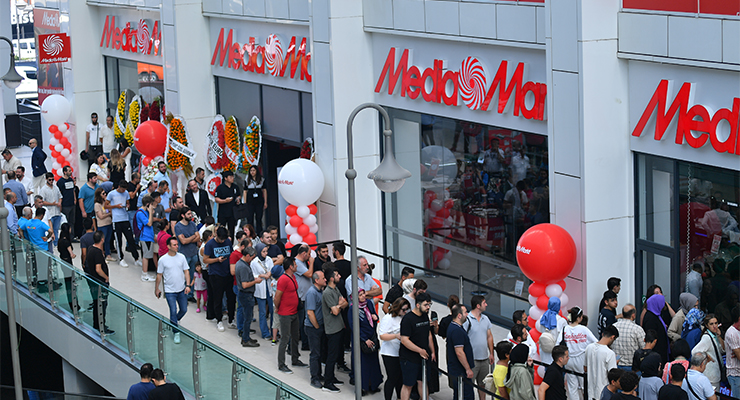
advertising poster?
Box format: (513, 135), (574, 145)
(34, 8), (64, 104)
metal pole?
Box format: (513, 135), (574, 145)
(422, 359), (428, 400)
(346, 103), (392, 400)
(0, 208), (24, 400)
(458, 375), (464, 400)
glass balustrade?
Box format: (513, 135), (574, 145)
(0, 237), (309, 400)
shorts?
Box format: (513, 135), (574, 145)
(400, 358), (423, 387)
(142, 241), (154, 259)
(471, 360), (489, 387)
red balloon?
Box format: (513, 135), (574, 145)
(536, 295), (549, 310)
(285, 205), (298, 217)
(308, 204), (318, 215)
(59, 138), (69, 147)
(51, 168), (57, 176)
(285, 242), (294, 250)
(65, 123), (70, 130)
(529, 282), (546, 297)
(289, 215), (303, 227)
(529, 329), (541, 343)
(297, 224), (310, 237)
(444, 199), (454, 209)
(54, 131), (63, 140)
(557, 280), (566, 291)
(515, 223), (577, 284)
(134, 120), (168, 157)
(527, 316), (537, 329)
(62, 161), (70, 167)
(48, 145), (54, 152)
(436, 208), (450, 219)
(49, 125), (58, 133)
(56, 155), (65, 164)
(533, 367), (544, 385)
(51, 150), (59, 158)
(304, 233), (317, 245)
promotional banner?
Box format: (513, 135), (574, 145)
(38, 33), (71, 64)
(34, 8), (64, 104)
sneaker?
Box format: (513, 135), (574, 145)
(217, 322), (225, 332)
(119, 259), (129, 268)
(331, 378), (344, 386)
(278, 365), (293, 374)
(311, 380), (322, 389)
(146, 273), (157, 282)
(106, 256), (117, 262)
(174, 333), (181, 344)
(322, 384), (340, 393)
(135, 260), (143, 267)
(291, 360), (308, 368)
(206, 318), (217, 323)
(337, 365), (352, 374)
(103, 328), (115, 335)
(271, 339), (278, 346)
(141, 273), (150, 282)
(196, 308), (201, 313)
(228, 322), (237, 329)
(241, 340), (260, 347)
(238, 330), (243, 337)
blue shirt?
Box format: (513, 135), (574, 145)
(304, 285), (324, 327)
(204, 237), (232, 277)
(160, 191), (171, 219)
(174, 221), (198, 258)
(126, 381), (154, 400)
(153, 171), (171, 187)
(135, 209), (155, 242)
(5, 201), (18, 234)
(18, 217), (29, 238)
(106, 190), (129, 222)
(25, 218), (50, 248)
(447, 322), (474, 377)
(78, 183), (98, 213)
(3, 180), (28, 206)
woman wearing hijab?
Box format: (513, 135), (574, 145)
(348, 289), (383, 395)
(535, 297), (567, 366)
(640, 285), (676, 325)
(681, 308), (705, 349)
(250, 242), (275, 341)
(662, 339), (691, 383)
(642, 294), (670, 363)
(638, 352), (663, 400)
(504, 343), (536, 400)
(667, 293), (698, 341)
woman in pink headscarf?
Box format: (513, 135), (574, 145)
(349, 289), (383, 394)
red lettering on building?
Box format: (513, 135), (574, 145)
(100, 15), (161, 56)
(632, 79), (740, 155)
(374, 47), (547, 121)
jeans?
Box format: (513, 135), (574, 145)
(256, 295), (273, 338)
(211, 274), (235, 323)
(98, 224), (112, 256)
(114, 221), (139, 261)
(237, 291), (255, 342)
(49, 215), (61, 246)
(184, 255), (198, 299)
(127, 210), (137, 228)
(305, 324), (324, 381)
(729, 375), (740, 398)
(164, 290), (188, 333)
(234, 285), (243, 331)
(324, 331), (342, 388)
(277, 313), (300, 367)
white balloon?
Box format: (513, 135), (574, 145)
(40, 94), (71, 125)
(57, 123), (68, 133)
(430, 199), (443, 212)
(52, 162), (61, 171)
(309, 224), (318, 234)
(277, 159), (325, 207)
(56, 169), (64, 177)
(54, 144), (64, 153)
(438, 259), (451, 270)
(444, 251), (453, 260)
(304, 214), (316, 226)
(63, 129), (72, 138)
(296, 205), (310, 219)
(528, 294), (537, 306)
(289, 233), (303, 245)
(50, 137), (59, 147)
(285, 224), (297, 235)
(529, 305), (543, 320)
(545, 284), (563, 298)
(537, 366), (545, 378)
(559, 293), (569, 308)
(61, 149), (71, 158)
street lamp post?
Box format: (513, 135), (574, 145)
(345, 103), (411, 400)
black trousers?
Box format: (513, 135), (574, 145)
(202, 269), (216, 320)
(324, 331), (343, 388)
(114, 221), (139, 260)
(210, 273), (235, 323)
(87, 278), (109, 330)
(383, 355), (403, 400)
(218, 216), (237, 241)
(245, 196), (264, 234)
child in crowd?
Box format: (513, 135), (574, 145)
(632, 329), (658, 373)
(601, 368), (624, 400)
(193, 264), (207, 313)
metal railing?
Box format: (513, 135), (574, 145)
(0, 385), (126, 400)
(0, 237), (310, 400)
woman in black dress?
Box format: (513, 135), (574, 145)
(642, 293), (670, 363)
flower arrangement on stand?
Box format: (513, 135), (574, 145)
(299, 138), (314, 160)
(165, 114), (196, 196)
(140, 155), (164, 189)
(223, 116), (240, 172)
(123, 95), (140, 147)
(114, 91), (127, 143)
(207, 115), (229, 172)
(140, 100), (149, 123)
(240, 116), (262, 173)
(149, 97), (162, 122)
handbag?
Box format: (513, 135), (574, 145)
(233, 203), (250, 220)
(706, 332), (728, 383)
(360, 332), (380, 354)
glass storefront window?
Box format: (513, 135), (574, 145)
(105, 57), (164, 117)
(384, 108), (548, 321)
(636, 153), (740, 322)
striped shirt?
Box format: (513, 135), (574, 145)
(725, 325), (740, 377)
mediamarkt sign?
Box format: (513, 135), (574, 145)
(100, 15), (161, 56)
(210, 28), (311, 82)
(632, 79), (740, 155)
(375, 48), (547, 121)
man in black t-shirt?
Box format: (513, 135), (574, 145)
(383, 266), (415, 314)
(400, 292), (435, 400)
(148, 368), (186, 400)
(215, 171), (240, 240)
(446, 304), (474, 400)
(57, 166), (77, 238)
(658, 364), (689, 400)
(598, 290), (618, 337)
(84, 230), (114, 334)
(539, 345), (568, 400)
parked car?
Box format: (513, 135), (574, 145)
(13, 38), (36, 60)
(16, 65), (37, 99)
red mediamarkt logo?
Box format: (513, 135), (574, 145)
(211, 28), (311, 82)
(100, 15), (161, 56)
(632, 79), (740, 155)
(39, 33), (71, 64)
(375, 48), (547, 121)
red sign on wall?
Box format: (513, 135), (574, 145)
(38, 33), (70, 64)
(623, 0), (740, 16)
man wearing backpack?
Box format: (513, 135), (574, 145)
(136, 195), (157, 282)
(462, 295), (494, 400)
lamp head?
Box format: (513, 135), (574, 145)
(1, 56), (23, 90)
(367, 151), (411, 193)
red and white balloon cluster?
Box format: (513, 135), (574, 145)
(41, 95), (74, 178)
(515, 223), (577, 383)
(424, 190), (455, 269)
(278, 158), (325, 249)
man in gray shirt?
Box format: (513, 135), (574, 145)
(235, 247), (260, 347)
(305, 270), (326, 388)
(322, 264), (348, 393)
(174, 207), (201, 300)
(293, 244), (314, 350)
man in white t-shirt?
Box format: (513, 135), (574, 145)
(86, 112), (103, 155)
(585, 325), (619, 400)
(38, 172), (62, 246)
(725, 307), (740, 397)
(101, 115), (116, 156)
(684, 352), (717, 400)
(155, 237), (191, 344)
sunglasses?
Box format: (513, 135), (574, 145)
(401, 307), (410, 312)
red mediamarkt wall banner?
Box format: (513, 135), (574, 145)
(623, 0), (740, 16)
